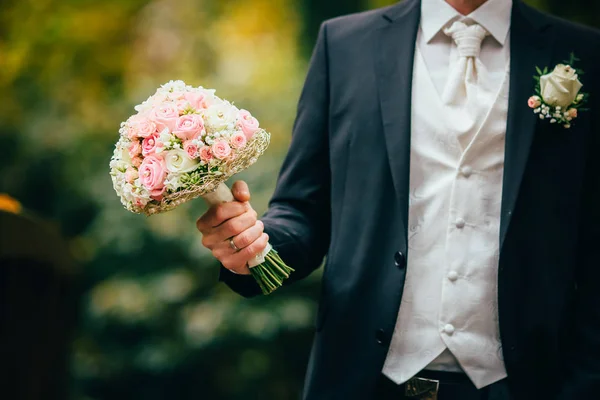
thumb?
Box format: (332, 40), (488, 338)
(231, 180), (251, 202)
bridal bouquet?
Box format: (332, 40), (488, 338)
(110, 80), (293, 294)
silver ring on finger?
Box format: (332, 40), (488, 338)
(229, 237), (241, 252)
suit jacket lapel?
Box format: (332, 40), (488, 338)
(500, 1), (555, 250)
(375, 0), (420, 250)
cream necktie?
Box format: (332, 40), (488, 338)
(442, 21), (490, 106)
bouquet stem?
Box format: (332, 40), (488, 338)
(202, 183), (294, 295)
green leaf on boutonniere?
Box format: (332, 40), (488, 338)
(563, 52), (581, 66)
(535, 66), (543, 75)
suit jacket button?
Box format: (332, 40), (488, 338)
(375, 329), (386, 345)
(394, 251), (405, 268)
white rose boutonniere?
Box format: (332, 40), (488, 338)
(528, 53), (589, 129)
(540, 64), (583, 108)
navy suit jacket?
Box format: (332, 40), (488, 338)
(221, 0), (600, 398)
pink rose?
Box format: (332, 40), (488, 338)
(142, 134), (162, 156)
(134, 197), (148, 208)
(128, 115), (157, 139)
(236, 109), (260, 139)
(125, 167), (138, 183)
(199, 146), (213, 163)
(173, 114), (204, 141)
(128, 141), (142, 159)
(169, 91), (186, 100)
(131, 156), (143, 168)
(150, 92), (169, 105)
(139, 155), (167, 194)
(152, 103), (180, 132)
(150, 186), (166, 202)
(184, 92), (209, 111)
(567, 108), (578, 118)
(527, 96), (541, 109)
(230, 132), (247, 149)
(184, 141), (200, 159)
(211, 140), (231, 160)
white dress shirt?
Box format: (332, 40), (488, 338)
(419, 0), (512, 97)
(382, 0), (512, 388)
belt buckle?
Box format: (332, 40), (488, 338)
(404, 377), (440, 400)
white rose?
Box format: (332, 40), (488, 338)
(164, 149), (200, 173)
(204, 103), (236, 131)
(540, 64), (583, 108)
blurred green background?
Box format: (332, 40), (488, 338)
(0, 0), (598, 399)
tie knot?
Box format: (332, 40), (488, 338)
(444, 21), (488, 58)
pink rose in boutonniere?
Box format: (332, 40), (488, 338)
(529, 53), (589, 129)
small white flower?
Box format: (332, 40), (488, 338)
(539, 114), (545, 120)
(534, 108), (541, 114)
(550, 118), (557, 123)
(161, 80), (187, 92)
(191, 138), (204, 147)
(164, 175), (183, 191)
(158, 128), (172, 144)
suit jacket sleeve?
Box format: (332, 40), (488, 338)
(218, 22), (332, 298)
(559, 77), (600, 398)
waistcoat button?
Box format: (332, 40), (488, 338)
(448, 271), (459, 281)
(443, 324), (455, 335)
(460, 166), (473, 177)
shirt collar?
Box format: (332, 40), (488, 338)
(420, 0), (512, 45)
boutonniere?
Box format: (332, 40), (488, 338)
(528, 53), (589, 129)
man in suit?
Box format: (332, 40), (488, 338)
(196, 0), (600, 398)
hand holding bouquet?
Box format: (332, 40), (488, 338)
(110, 80), (293, 294)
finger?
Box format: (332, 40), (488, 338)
(211, 221), (264, 258)
(226, 232), (269, 268)
(232, 181), (250, 202)
(232, 220), (264, 250)
(213, 209), (257, 240)
(196, 201), (247, 231)
(221, 232), (269, 275)
(212, 221), (264, 258)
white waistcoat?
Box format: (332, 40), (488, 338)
(382, 46), (509, 388)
